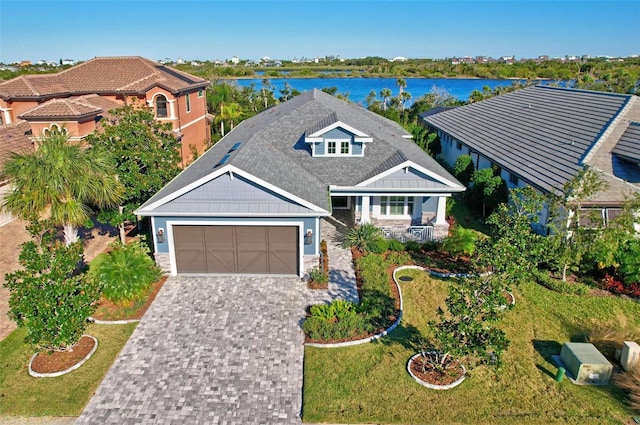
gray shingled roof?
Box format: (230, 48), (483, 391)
(613, 122), (640, 163)
(139, 89), (462, 214)
(425, 85), (632, 194)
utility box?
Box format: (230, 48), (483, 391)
(621, 341), (640, 371)
(560, 342), (612, 385)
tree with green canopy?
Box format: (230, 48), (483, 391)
(84, 105), (182, 242)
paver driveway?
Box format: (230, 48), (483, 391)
(76, 276), (306, 425)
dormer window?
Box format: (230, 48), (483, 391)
(305, 116), (372, 157)
(327, 140), (350, 155)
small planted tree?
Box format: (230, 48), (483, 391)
(428, 277), (510, 369)
(548, 167), (607, 281)
(478, 186), (548, 286)
(4, 226), (102, 351)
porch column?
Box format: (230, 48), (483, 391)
(433, 195), (449, 240)
(435, 196), (448, 224)
(360, 196), (370, 223)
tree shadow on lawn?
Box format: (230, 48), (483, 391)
(373, 322), (423, 352)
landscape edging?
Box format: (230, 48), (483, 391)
(306, 265), (412, 348)
(28, 335), (98, 378)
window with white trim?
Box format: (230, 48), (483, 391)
(198, 89), (204, 98)
(155, 94), (168, 118)
(380, 196), (414, 216)
(325, 139), (350, 155)
(186, 93), (191, 113)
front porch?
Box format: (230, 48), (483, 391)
(331, 194), (450, 241)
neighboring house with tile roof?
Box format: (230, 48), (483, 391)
(0, 121), (33, 225)
(424, 85), (640, 230)
(137, 89), (465, 276)
(0, 56), (211, 161)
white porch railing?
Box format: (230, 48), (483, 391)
(379, 225), (434, 242)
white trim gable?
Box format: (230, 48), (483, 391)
(136, 164), (328, 215)
(305, 120), (373, 144)
(356, 160), (465, 190)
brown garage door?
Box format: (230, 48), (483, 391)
(173, 225), (298, 274)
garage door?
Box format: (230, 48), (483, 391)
(173, 225), (298, 275)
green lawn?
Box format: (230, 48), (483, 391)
(303, 269), (638, 424)
(0, 323), (136, 416)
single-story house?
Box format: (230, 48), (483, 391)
(137, 89), (465, 276)
(424, 85), (640, 230)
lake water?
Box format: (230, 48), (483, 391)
(232, 77), (525, 105)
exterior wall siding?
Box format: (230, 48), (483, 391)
(152, 215), (319, 256)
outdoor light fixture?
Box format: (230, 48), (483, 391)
(157, 228), (165, 243)
(304, 229), (313, 245)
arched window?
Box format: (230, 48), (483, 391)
(155, 95), (168, 118)
(43, 124), (67, 137)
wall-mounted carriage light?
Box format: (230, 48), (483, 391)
(157, 228), (165, 243)
(304, 229), (313, 245)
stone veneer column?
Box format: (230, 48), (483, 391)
(433, 196), (450, 240)
(154, 253), (171, 273)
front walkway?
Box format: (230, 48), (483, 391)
(303, 217), (359, 306)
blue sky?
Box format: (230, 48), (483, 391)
(1, 0), (638, 63)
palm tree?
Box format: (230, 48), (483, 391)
(379, 88), (392, 110)
(1, 131), (124, 245)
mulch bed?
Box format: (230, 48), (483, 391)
(92, 275), (167, 321)
(409, 355), (465, 386)
(30, 335), (95, 374)
(304, 248), (401, 344)
(307, 279), (329, 290)
(415, 250), (476, 275)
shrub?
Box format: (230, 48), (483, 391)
(615, 366), (640, 412)
(441, 225), (478, 259)
(304, 300), (370, 340)
(90, 240), (161, 303)
(404, 240), (420, 252)
(370, 238), (389, 254)
(386, 251), (412, 266)
(342, 223), (383, 254)
(534, 270), (590, 295)
(308, 266), (328, 284)
(387, 238), (405, 252)
(4, 236), (101, 351)
(421, 240), (439, 252)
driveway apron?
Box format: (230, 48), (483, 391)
(76, 276), (305, 424)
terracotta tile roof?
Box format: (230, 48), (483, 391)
(18, 98), (102, 120)
(18, 94), (124, 121)
(0, 74), (68, 98)
(0, 121), (33, 171)
(0, 56), (209, 100)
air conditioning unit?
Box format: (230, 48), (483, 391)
(621, 341), (640, 371)
(560, 342), (612, 385)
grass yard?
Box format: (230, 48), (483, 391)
(0, 322), (136, 416)
(303, 269), (639, 424)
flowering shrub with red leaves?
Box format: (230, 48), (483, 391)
(601, 274), (640, 298)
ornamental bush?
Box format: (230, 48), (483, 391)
(4, 236), (102, 351)
(342, 223), (384, 254)
(90, 239), (161, 303)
